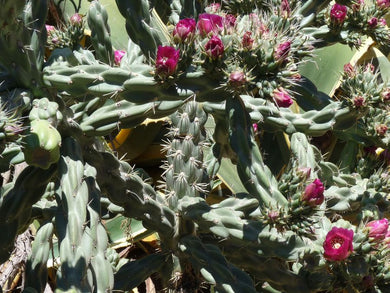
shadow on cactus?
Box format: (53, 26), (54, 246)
(1, 0), (390, 292)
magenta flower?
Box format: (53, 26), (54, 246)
(380, 18), (387, 26)
(323, 227), (354, 261)
(272, 88), (293, 107)
(70, 13), (83, 26)
(274, 41), (291, 62)
(242, 31), (254, 50)
(205, 35), (224, 59)
(155, 46), (180, 77)
(377, 0), (390, 8)
(368, 17), (378, 28)
(173, 18), (196, 43)
(301, 178), (325, 206)
(330, 4), (348, 25)
(114, 50), (126, 65)
(366, 218), (389, 241)
(197, 13), (224, 37)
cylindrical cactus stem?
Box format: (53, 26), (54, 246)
(0, 164), (56, 263)
(82, 148), (177, 244)
(83, 163), (114, 292)
(204, 95), (361, 137)
(87, 1), (114, 66)
(169, 0), (201, 23)
(114, 252), (168, 291)
(226, 95), (288, 208)
(162, 101), (210, 210)
(54, 137), (92, 292)
(0, 0), (47, 95)
(0, 0), (26, 34)
(80, 99), (183, 136)
(115, 0), (167, 58)
(179, 235), (258, 292)
(0, 144), (24, 173)
(24, 221), (54, 292)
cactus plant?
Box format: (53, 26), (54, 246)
(1, 0), (390, 292)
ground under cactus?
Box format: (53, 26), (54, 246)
(1, 0), (390, 292)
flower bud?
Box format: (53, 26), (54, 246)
(376, 124), (388, 136)
(377, 0), (390, 8)
(330, 4), (348, 25)
(272, 88), (293, 108)
(381, 89), (390, 102)
(205, 35), (224, 59)
(297, 167), (311, 179)
(301, 178), (325, 206)
(242, 31), (254, 50)
(197, 13), (223, 37)
(114, 50), (126, 65)
(352, 96), (365, 108)
(380, 18), (387, 26)
(366, 218), (389, 241)
(173, 18), (196, 43)
(224, 14), (236, 33)
(206, 3), (221, 13)
(368, 17), (378, 28)
(45, 25), (55, 33)
(343, 63), (355, 77)
(280, 0), (291, 17)
(155, 46), (180, 78)
(323, 227), (354, 261)
(274, 41), (291, 62)
(70, 13), (83, 26)
(229, 71), (246, 88)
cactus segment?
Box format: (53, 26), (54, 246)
(226, 96), (288, 207)
(204, 95), (361, 137)
(29, 98), (63, 127)
(114, 253), (167, 291)
(87, 1), (114, 65)
(24, 221), (54, 292)
(179, 235), (257, 292)
(23, 119), (62, 169)
(115, 0), (168, 58)
(162, 101), (210, 210)
(0, 165), (56, 263)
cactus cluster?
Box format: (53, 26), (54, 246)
(1, 0), (390, 292)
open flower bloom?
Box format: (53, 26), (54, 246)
(205, 35), (224, 59)
(330, 4), (348, 25)
(155, 46), (180, 77)
(301, 178), (325, 206)
(366, 218), (389, 241)
(173, 18), (196, 43)
(114, 50), (126, 65)
(323, 227), (354, 261)
(197, 13), (223, 37)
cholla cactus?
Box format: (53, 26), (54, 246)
(1, 0), (390, 292)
